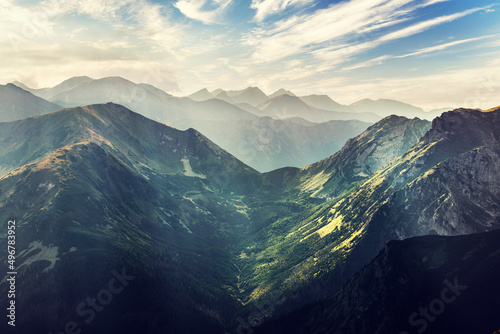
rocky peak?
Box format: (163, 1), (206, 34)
(423, 108), (500, 146)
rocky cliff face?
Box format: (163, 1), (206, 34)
(361, 109), (500, 246)
(296, 115), (431, 198)
(385, 146), (500, 238)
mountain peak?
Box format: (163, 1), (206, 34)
(424, 107), (500, 145)
(258, 93), (308, 111)
(352, 98), (374, 104)
(187, 88), (213, 102)
(56, 76), (93, 87)
(296, 115), (431, 197)
(244, 86), (262, 91)
(270, 93), (298, 100)
(380, 114), (416, 122)
(232, 86), (268, 106)
(299, 94), (348, 112)
(215, 91), (235, 104)
(269, 88), (295, 98)
(93, 76), (135, 85)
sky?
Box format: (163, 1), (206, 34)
(1, 0), (499, 110)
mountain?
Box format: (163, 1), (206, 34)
(230, 87), (269, 106)
(14, 76), (374, 172)
(11, 80), (33, 91)
(237, 108), (500, 319)
(350, 98), (446, 120)
(214, 90), (236, 104)
(171, 117), (371, 172)
(299, 94), (352, 113)
(0, 84), (62, 122)
(294, 115), (432, 198)
(48, 76), (176, 108)
(22, 76), (257, 125)
(0, 103), (257, 185)
(259, 229), (500, 334)
(210, 87), (268, 106)
(257, 94), (314, 118)
(210, 88), (224, 96)
(187, 88), (213, 101)
(0, 103), (261, 334)
(269, 88), (296, 98)
(1, 100), (499, 333)
(258, 94), (381, 123)
(13, 76), (94, 100)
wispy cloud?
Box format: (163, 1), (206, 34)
(342, 55), (392, 71)
(245, 0), (494, 71)
(314, 5), (492, 69)
(174, 0), (233, 24)
(251, 0), (314, 22)
(343, 34), (497, 71)
(245, 0), (440, 63)
(378, 6), (490, 42)
(396, 34), (497, 58)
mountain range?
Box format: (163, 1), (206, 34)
(187, 87), (449, 121)
(10, 77), (377, 172)
(9, 76), (456, 172)
(1, 99), (499, 333)
(1, 77), (499, 334)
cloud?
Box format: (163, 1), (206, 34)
(0, 0), (185, 91)
(133, 3), (185, 55)
(251, 0), (314, 22)
(486, 58), (500, 66)
(245, 0), (438, 63)
(1, 0), (498, 106)
(396, 34), (497, 58)
(342, 34), (497, 71)
(342, 55), (392, 71)
(174, 0), (233, 24)
(313, 5), (492, 69)
(378, 6), (490, 42)
(245, 0), (493, 72)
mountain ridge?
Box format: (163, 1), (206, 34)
(0, 84), (62, 122)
